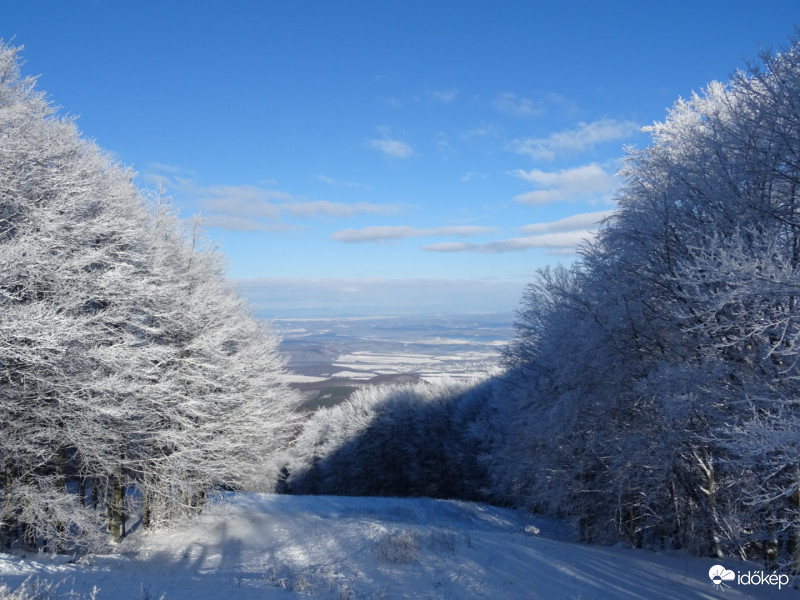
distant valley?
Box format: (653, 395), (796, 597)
(266, 313), (515, 410)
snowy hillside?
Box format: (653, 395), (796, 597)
(0, 494), (790, 599)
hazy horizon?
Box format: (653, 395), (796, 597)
(235, 276), (523, 319)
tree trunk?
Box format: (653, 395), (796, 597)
(191, 489), (206, 515)
(693, 449), (723, 557)
(0, 471), (14, 549)
(669, 474), (684, 549)
(91, 479), (99, 510)
(109, 479), (126, 543)
(78, 477), (86, 508)
(788, 468), (800, 574)
(142, 489), (151, 530)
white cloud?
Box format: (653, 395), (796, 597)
(461, 171), (488, 183)
(511, 163), (618, 205)
(511, 118), (639, 160)
(459, 124), (502, 141)
(200, 214), (296, 232)
(421, 208), (613, 255)
(316, 175), (337, 185)
(145, 164), (404, 230)
(200, 196), (404, 230)
(141, 163), (198, 190)
(521, 209), (615, 234)
(315, 175), (371, 190)
(141, 172), (174, 189)
(435, 132), (454, 157)
(423, 230), (596, 254)
(198, 185), (286, 219)
(283, 200), (403, 219)
(492, 92), (543, 118)
(367, 135), (415, 159)
(201, 197), (404, 230)
(332, 225), (497, 243)
(146, 161), (196, 176)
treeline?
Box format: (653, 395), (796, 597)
(0, 43), (300, 552)
(283, 37), (800, 572)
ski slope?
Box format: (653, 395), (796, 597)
(0, 493), (792, 599)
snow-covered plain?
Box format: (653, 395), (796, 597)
(0, 493), (790, 599)
(331, 351), (498, 382)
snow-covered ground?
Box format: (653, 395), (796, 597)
(0, 494), (792, 599)
(331, 351), (498, 382)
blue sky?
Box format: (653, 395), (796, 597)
(4, 1), (800, 315)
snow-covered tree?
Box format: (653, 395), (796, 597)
(0, 41), (300, 551)
(284, 379), (490, 500)
(493, 34), (800, 570)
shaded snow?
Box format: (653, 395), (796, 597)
(0, 494), (792, 599)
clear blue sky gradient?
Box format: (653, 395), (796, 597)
(3, 1), (800, 314)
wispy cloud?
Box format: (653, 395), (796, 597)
(367, 127), (415, 159)
(144, 164), (404, 231)
(332, 225), (497, 243)
(147, 161), (196, 176)
(198, 185), (287, 219)
(424, 230), (595, 254)
(459, 124), (502, 141)
(511, 163), (618, 205)
(315, 175), (371, 190)
(383, 96), (404, 109)
(492, 92), (544, 118)
(283, 200), (403, 219)
(521, 209), (615, 234)
(427, 87), (459, 103)
(200, 215), (296, 232)
(423, 209), (615, 255)
(435, 132), (454, 158)
(461, 171), (489, 183)
(141, 162), (198, 191)
(201, 189), (404, 225)
(368, 137), (414, 159)
(511, 118), (639, 160)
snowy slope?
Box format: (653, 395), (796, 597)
(0, 493), (793, 599)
